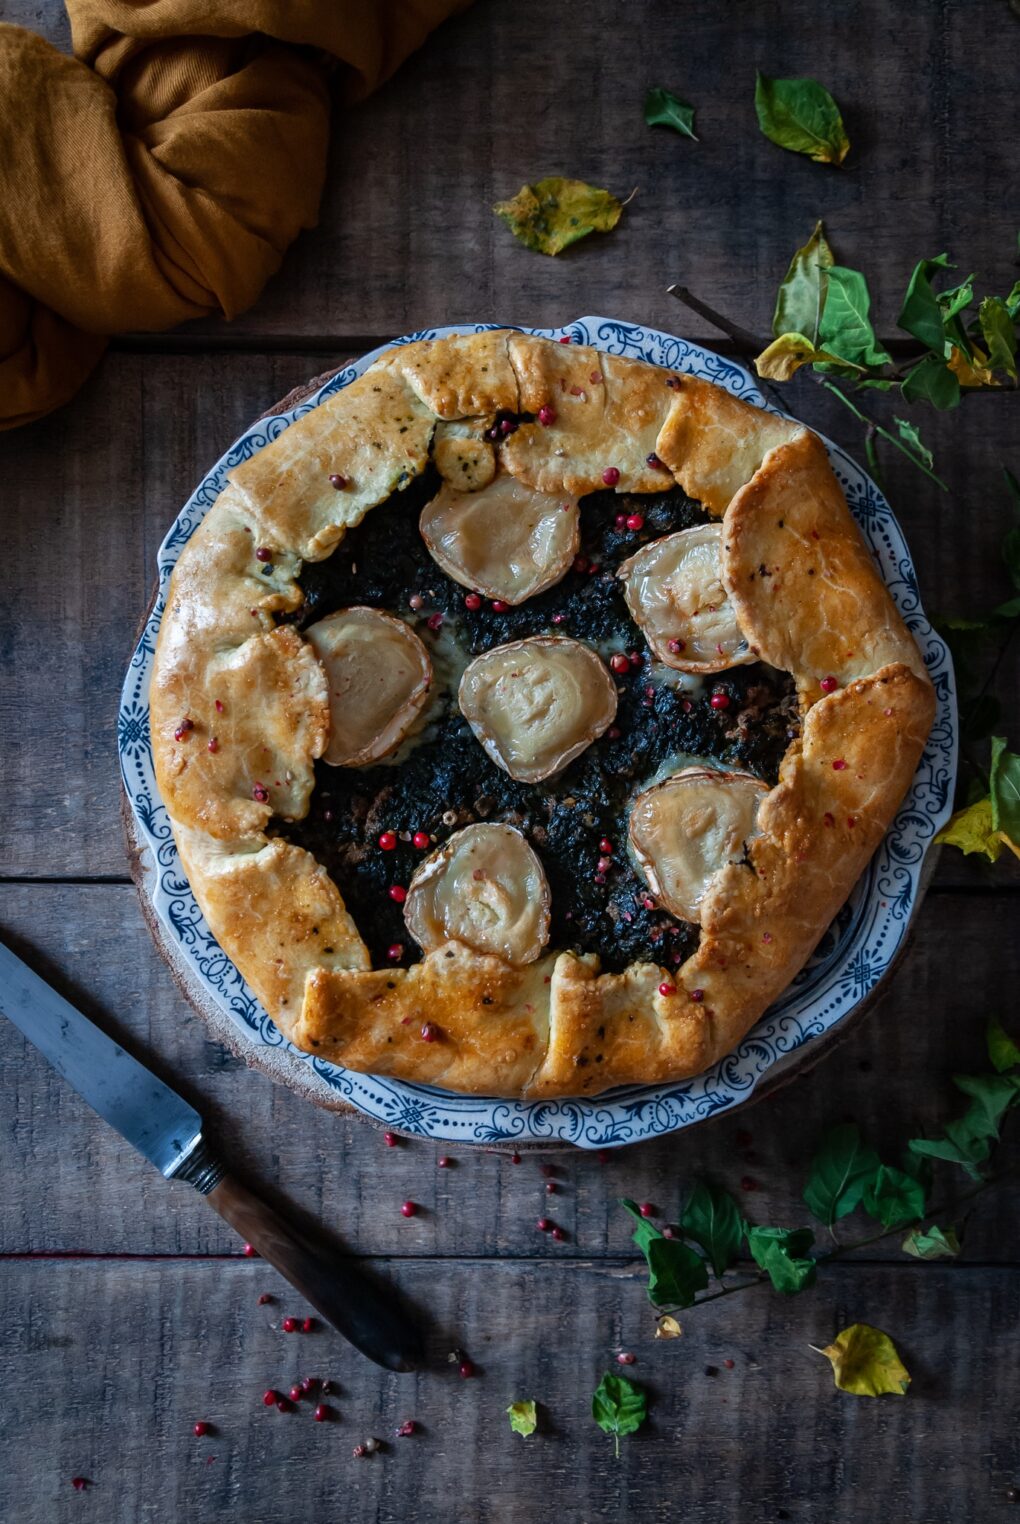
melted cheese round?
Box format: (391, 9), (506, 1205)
(403, 823), (550, 965)
(459, 635), (617, 783)
(420, 472), (579, 604)
(618, 524), (753, 672)
(629, 766), (769, 923)
(305, 607), (432, 767)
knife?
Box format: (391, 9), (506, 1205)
(0, 937), (423, 1373)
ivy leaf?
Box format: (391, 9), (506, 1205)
(1006, 279), (1020, 320)
(772, 221), (835, 343)
(803, 1123), (882, 1224)
(907, 1123), (991, 1179)
(755, 332), (847, 381)
(898, 254), (953, 353)
(900, 354), (961, 410)
(620, 1199), (709, 1306)
(902, 1224), (961, 1259)
(746, 1225), (816, 1294)
(507, 1400), (538, 1437)
(680, 1179), (743, 1278)
(493, 177), (624, 256)
(645, 87), (698, 141)
(860, 1164), (926, 1228)
(817, 266), (891, 368)
(948, 344), (996, 387)
(987, 1017), (1020, 1074)
(893, 417), (934, 470)
(816, 1324), (911, 1396)
(979, 297), (1017, 379)
(952, 1071), (1020, 1139)
(990, 736), (1020, 842)
(754, 73), (849, 165)
(592, 1372), (648, 1457)
(646, 1237), (709, 1307)
(935, 796), (1020, 863)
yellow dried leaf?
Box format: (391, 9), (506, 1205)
(754, 332), (841, 381)
(817, 1323), (910, 1397)
(935, 797), (1020, 863)
(493, 178), (623, 256)
(947, 345), (997, 388)
(655, 1315), (683, 1339)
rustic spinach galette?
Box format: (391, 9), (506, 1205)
(151, 331), (934, 1098)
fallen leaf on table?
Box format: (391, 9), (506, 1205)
(493, 177), (624, 256)
(754, 73), (849, 165)
(644, 87), (698, 140)
(902, 1224), (961, 1259)
(815, 1323), (911, 1396)
(506, 1400), (537, 1437)
(591, 1371), (648, 1457)
(655, 1315), (683, 1340)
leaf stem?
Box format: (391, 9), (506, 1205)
(820, 381), (949, 490)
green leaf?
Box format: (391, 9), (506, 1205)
(900, 354), (961, 410)
(754, 332), (848, 380)
(902, 1224), (961, 1260)
(644, 87), (698, 140)
(592, 1372), (648, 1457)
(803, 1123), (882, 1224)
(507, 1400), (538, 1437)
(898, 254), (952, 353)
(892, 417), (934, 470)
(987, 1017), (1020, 1074)
(754, 73), (849, 165)
(620, 1199), (708, 1306)
(979, 297), (1017, 379)
(952, 1071), (1020, 1139)
(817, 266), (891, 368)
(772, 221), (835, 343)
(493, 177), (624, 256)
(860, 1164), (927, 1229)
(990, 736), (1020, 841)
(817, 1324), (911, 1396)
(907, 1126), (990, 1179)
(1006, 280), (1020, 320)
(620, 1197), (662, 1256)
(646, 1236), (710, 1308)
(680, 1180), (743, 1278)
(935, 796), (1019, 864)
(746, 1225), (817, 1294)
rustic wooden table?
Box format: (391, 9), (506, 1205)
(2, 2), (1019, 1520)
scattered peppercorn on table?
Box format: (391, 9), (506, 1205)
(2, 1), (1019, 1519)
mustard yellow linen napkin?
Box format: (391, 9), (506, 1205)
(0, 1), (467, 429)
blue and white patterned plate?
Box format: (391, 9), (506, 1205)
(120, 317), (957, 1148)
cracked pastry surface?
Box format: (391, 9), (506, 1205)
(150, 330), (935, 1098)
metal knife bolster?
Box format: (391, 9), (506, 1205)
(170, 1135), (227, 1195)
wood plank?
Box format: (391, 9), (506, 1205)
(2, 883), (1017, 1260)
(1, 1256), (1016, 1522)
(2, 350), (1017, 884)
(3, 0), (1015, 344)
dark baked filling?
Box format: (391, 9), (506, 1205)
(274, 468), (799, 973)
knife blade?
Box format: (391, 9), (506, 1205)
(0, 937), (423, 1373)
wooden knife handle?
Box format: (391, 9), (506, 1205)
(205, 1172), (423, 1372)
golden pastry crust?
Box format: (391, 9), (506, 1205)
(149, 330), (936, 1099)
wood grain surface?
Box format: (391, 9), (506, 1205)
(2, 0), (1019, 1519)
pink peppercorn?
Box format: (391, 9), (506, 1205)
(491, 599), (508, 613)
(550, 1226), (566, 1242)
(638, 1202), (656, 1218)
(602, 466), (621, 487)
(658, 982), (676, 997)
(282, 1317), (299, 1333)
(386, 943), (404, 962)
(832, 758), (847, 771)
(427, 612), (443, 631)
(820, 675), (838, 694)
(412, 831), (431, 849)
(421, 1022), (439, 1042)
(538, 405), (556, 426)
(255, 546), (272, 562)
(378, 831), (397, 850)
(328, 472), (348, 489)
(690, 988), (705, 1003)
(384, 1132), (398, 1147)
(388, 885), (407, 904)
(617, 1352), (636, 1366)
(610, 653), (630, 675)
(252, 782), (269, 803)
(710, 692), (730, 711)
(207, 736), (219, 753)
(625, 513), (644, 531)
(464, 593), (482, 611)
(401, 1201), (418, 1218)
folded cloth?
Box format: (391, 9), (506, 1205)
(0, 1), (466, 429)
